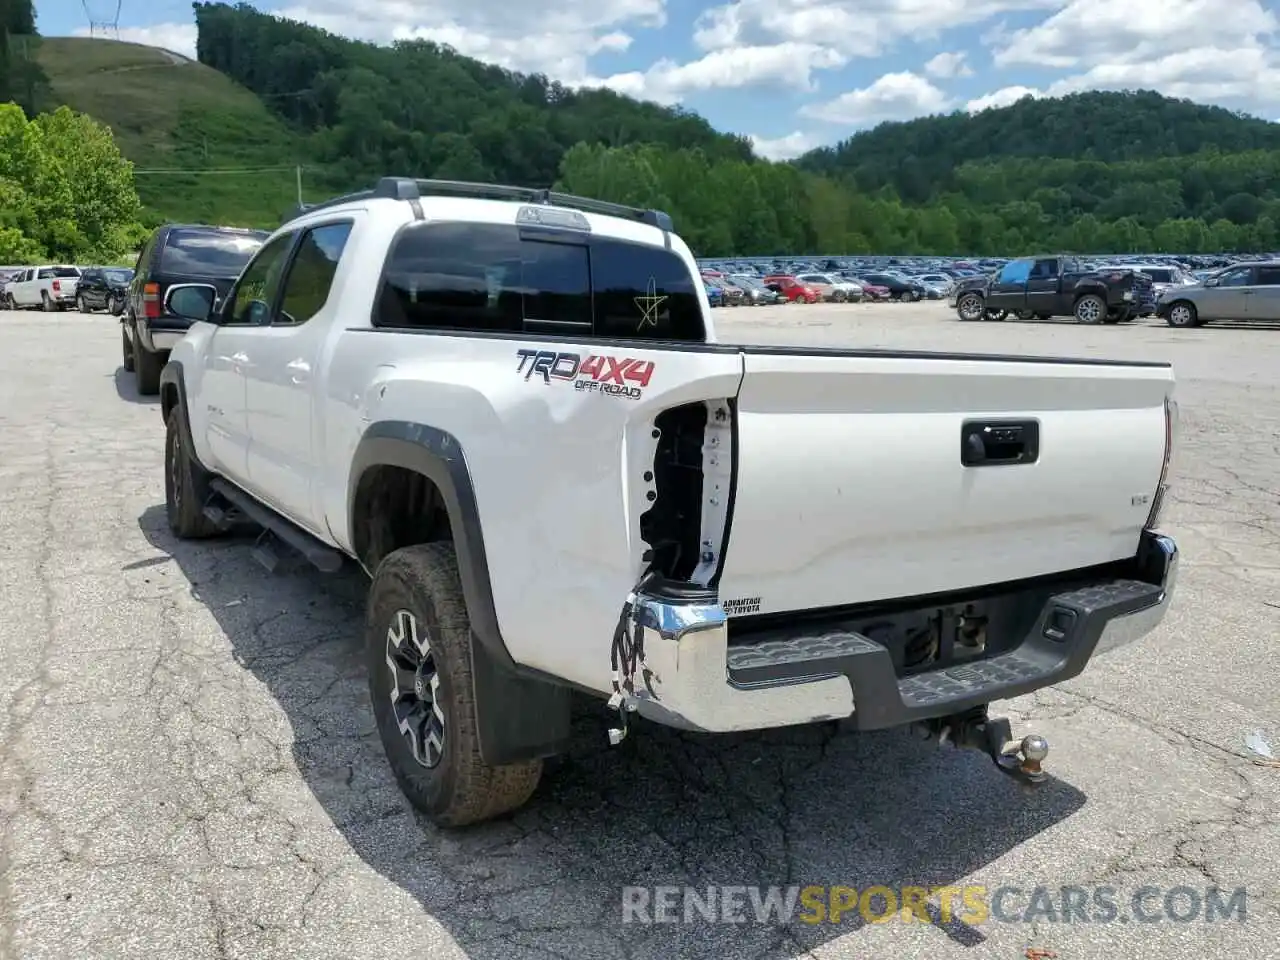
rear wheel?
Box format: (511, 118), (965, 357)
(956, 292), (985, 321)
(121, 327), (135, 372)
(41, 291), (55, 312)
(76, 293), (89, 313)
(134, 341), (164, 395)
(367, 542), (543, 827)
(1073, 294), (1106, 324)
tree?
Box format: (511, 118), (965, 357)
(0, 103), (143, 262)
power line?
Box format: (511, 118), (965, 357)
(131, 165), (306, 175)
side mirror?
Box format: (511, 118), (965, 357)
(165, 283), (217, 322)
(1203, 277), (1219, 287)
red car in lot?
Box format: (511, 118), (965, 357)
(762, 274), (820, 303)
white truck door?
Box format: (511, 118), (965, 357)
(242, 220), (354, 532)
(200, 231), (297, 484)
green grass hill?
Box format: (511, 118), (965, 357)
(36, 36), (342, 227)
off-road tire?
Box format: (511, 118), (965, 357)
(956, 292), (985, 321)
(164, 406), (220, 539)
(135, 341), (163, 395)
(1073, 293), (1106, 324)
(366, 542), (543, 827)
(1166, 300), (1200, 328)
(122, 327), (135, 372)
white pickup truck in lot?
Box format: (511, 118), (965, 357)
(157, 177), (1181, 826)
(3, 265), (81, 310)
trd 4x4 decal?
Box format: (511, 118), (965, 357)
(515, 349), (655, 400)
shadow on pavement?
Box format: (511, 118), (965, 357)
(113, 365), (159, 404)
(139, 504), (1087, 958)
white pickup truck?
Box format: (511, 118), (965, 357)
(157, 178), (1180, 827)
(3, 265), (81, 310)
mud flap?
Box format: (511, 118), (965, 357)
(470, 634), (573, 765)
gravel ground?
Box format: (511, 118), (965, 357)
(0, 302), (1277, 960)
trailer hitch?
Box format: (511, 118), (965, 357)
(911, 707), (1049, 785)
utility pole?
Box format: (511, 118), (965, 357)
(296, 165), (302, 206)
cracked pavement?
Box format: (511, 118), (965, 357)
(0, 305), (1277, 960)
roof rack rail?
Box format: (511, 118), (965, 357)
(374, 177), (674, 231)
(281, 177), (675, 231)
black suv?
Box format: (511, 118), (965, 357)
(76, 266), (135, 315)
(123, 223), (268, 394)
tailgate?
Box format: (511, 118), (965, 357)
(715, 348), (1174, 616)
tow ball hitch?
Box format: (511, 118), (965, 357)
(911, 708), (1049, 785)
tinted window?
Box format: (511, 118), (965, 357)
(376, 221), (703, 341)
(277, 222), (353, 326)
(105, 269), (133, 283)
(592, 238), (702, 340)
(1144, 269), (1173, 282)
(160, 228), (266, 279)
(1256, 266), (1280, 286)
(1029, 259), (1057, 278)
(226, 232), (296, 326)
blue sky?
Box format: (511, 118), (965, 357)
(37, 0), (1280, 159)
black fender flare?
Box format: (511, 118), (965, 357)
(1072, 280), (1109, 300)
(159, 360), (214, 499)
(349, 421), (571, 765)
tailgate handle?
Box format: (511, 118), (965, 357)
(961, 419), (1040, 466)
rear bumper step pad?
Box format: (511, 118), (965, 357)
(725, 577), (1165, 731)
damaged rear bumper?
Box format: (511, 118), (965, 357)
(628, 531), (1178, 734)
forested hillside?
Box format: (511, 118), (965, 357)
(797, 91), (1280, 201)
(23, 0), (1280, 256)
(191, 1), (752, 187)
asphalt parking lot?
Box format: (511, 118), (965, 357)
(0, 302), (1277, 960)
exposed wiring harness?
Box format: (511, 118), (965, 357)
(607, 571), (659, 744)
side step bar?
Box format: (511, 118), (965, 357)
(205, 478), (344, 574)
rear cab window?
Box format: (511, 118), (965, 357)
(373, 218), (706, 342)
(160, 228), (267, 278)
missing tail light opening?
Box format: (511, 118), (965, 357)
(639, 400), (735, 586)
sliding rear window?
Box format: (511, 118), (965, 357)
(374, 221), (705, 341)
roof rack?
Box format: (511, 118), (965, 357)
(281, 176), (674, 231)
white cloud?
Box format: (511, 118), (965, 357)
(275, 0), (665, 85)
(596, 42), (848, 104)
(801, 71), (953, 126)
(965, 84), (1041, 112)
(923, 50), (973, 79)
(73, 23), (198, 60)
(994, 0), (1276, 70)
(748, 130), (825, 160)
(693, 0), (1062, 57)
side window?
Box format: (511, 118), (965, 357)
(225, 232), (296, 326)
(1255, 266), (1280, 286)
(1029, 259), (1057, 279)
(37, 268), (53, 280)
(1218, 267), (1252, 287)
(276, 222), (353, 326)
(998, 260), (1032, 284)
(591, 238), (704, 341)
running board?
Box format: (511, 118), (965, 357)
(207, 478), (345, 573)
